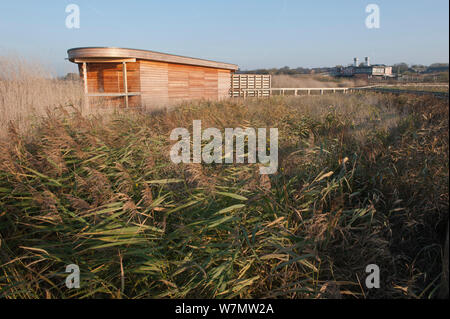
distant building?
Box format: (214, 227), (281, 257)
(68, 47), (238, 108)
(336, 57), (394, 78)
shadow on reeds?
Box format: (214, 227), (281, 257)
(0, 92), (448, 299)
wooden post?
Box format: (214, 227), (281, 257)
(123, 62), (129, 108)
(82, 62), (89, 110)
(230, 74), (233, 97)
(268, 75), (271, 97)
(231, 73), (234, 98)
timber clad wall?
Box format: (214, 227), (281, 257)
(140, 60), (169, 106)
(218, 70), (232, 100)
(79, 62), (141, 106)
(140, 61), (232, 108)
(69, 47), (238, 108)
(80, 63), (140, 93)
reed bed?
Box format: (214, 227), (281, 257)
(0, 56), (84, 137)
(271, 74), (367, 88)
(380, 85), (449, 93)
(0, 90), (448, 299)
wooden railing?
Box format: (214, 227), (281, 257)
(233, 86), (448, 99)
(238, 87), (350, 98)
(86, 92), (141, 97)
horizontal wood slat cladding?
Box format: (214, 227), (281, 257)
(218, 70), (232, 100)
(77, 58), (232, 109)
(70, 47), (236, 108)
(140, 60), (169, 108)
(80, 62), (141, 107)
(139, 60), (231, 108)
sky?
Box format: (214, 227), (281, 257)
(0, 0), (448, 75)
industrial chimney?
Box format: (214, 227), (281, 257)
(365, 57), (370, 66)
(354, 58), (359, 67)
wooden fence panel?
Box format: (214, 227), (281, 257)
(231, 74), (271, 97)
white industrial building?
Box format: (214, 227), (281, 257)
(337, 57), (393, 78)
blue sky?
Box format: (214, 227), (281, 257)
(0, 0), (448, 75)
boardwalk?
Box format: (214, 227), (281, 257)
(235, 86), (449, 99)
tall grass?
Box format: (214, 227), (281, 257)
(380, 85), (449, 93)
(0, 56), (84, 137)
(271, 74), (367, 88)
(0, 89), (447, 298)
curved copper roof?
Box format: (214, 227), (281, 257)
(68, 47), (238, 71)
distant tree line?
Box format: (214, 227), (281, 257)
(392, 62), (449, 75)
(58, 73), (81, 81)
(238, 63), (449, 76)
(237, 66), (334, 75)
